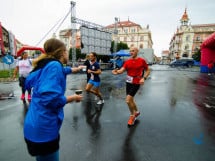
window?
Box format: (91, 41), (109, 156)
(194, 46), (199, 52)
(139, 44), (143, 48)
(185, 44), (189, 50)
(140, 36), (144, 41)
(124, 29), (128, 34)
(196, 36), (201, 41)
(124, 37), (127, 42)
(131, 28), (136, 33)
(186, 35), (190, 42)
(131, 36), (134, 41)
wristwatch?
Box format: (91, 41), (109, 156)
(144, 77), (147, 80)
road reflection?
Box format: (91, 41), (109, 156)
(192, 74), (215, 117)
(20, 101), (29, 126)
(192, 74), (215, 140)
(83, 94), (103, 139)
(120, 120), (139, 161)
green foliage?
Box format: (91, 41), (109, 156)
(33, 50), (43, 58)
(192, 48), (201, 62)
(110, 41), (129, 53)
(110, 41), (115, 53)
(69, 48), (74, 60)
(117, 41), (129, 50)
(76, 49), (86, 60)
(69, 48), (85, 60)
(0, 69), (14, 78)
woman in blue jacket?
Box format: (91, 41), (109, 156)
(24, 38), (83, 161)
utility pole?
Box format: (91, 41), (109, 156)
(113, 17), (119, 69)
(70, 1), (76, 67)
(113, 17), (119, 54)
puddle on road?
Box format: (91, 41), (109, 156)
(0, 82), (15, 100)
(191, 74), (215, 117)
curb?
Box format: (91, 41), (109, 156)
(0, 78), (17, 83)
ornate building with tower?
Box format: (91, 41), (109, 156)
(169, 8), (215, 61)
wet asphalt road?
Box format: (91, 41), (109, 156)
(0, 65), (215, 161)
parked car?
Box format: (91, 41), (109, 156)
(170, 59), (194, 67)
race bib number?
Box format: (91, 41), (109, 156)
(126, 75), (133, 83)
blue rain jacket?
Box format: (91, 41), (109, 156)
(24, 60), (71, 142)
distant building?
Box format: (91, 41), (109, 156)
(59, 19), (153, 56)
(105, 19), (153, 50)
(8, 31), (17, 56)
(169, 8), (215, 61)
(0, 22), (20, 57)
(59, 28), (81, 50)
(161, 50), (170, 64)
(0, 23), (10, 55)
(139, 48), (155, 65)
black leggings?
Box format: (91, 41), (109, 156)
(19, 77), (31, 94)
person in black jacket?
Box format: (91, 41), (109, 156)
(83, 54), (91, 82)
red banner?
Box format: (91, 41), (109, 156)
(16, 46), (45, 57)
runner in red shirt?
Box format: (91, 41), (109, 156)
(112, 47), (150, 126)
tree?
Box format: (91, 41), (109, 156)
(110, 41), (129, 53)
(69, 48), (85, 61)
(117, 42), (129, 51)
(192, 48), (201, 62)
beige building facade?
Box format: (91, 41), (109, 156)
(59, 19), (153, 55)
(105, 19), (153, 49)
(59, 29), (81, 50)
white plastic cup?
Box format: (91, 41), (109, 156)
(82, 66), (86, 72)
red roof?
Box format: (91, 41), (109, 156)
(180, 8), (189, 21)
(105, 20), (141, 29)
(192, 24), (215, 28)
(162, 50), (169, 55)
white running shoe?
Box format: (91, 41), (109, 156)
(97, 99), (104, 105)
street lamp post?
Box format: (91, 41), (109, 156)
(71, 1), (76, 67)
(113, 17), (118, 54)
(113, 17), (119, 69)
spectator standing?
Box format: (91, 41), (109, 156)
(23, 38), (84, 161)
(13, 51), (32, 102)
(83, 54), (91, 82)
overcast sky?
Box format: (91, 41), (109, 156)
(0, 0), (214, 56)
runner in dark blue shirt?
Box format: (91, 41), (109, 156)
(85, 52), (104, 104)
